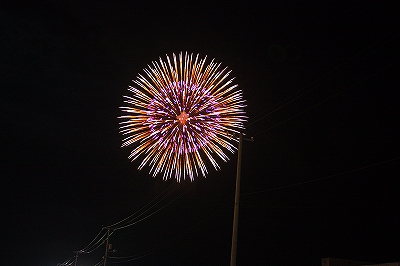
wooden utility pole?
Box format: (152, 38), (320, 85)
(103, 227), (111, 266)
(73, 251), (79, 266)
(230, 133), (243, 266)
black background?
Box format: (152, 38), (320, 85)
(1, 1), (399, 265)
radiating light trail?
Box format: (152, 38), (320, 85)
(119, 52), (246, 181)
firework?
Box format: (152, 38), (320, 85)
(119, 52), (246, 181)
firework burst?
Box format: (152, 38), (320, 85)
(119, 52), (246, 181)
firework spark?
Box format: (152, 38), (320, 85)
(119, 52), (246, 181)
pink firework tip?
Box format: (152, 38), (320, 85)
(119, 52), (247, 182)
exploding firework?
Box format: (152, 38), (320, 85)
(119, 52), (246, 181)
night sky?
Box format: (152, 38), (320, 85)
(1, 1), (399, 266)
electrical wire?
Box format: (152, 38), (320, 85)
(81, 234), (108, 254)
(63, 257), (73, 264)
(108, 199), (233, 264)
(68, 183), (178, 261)
(58, 257), (74, 266)
(79, 229), (108, 253)
(61, 261), (73, 266)
(114, 182), (195, 230)
(253, 61), (395, 137)
(58, 183), (181, 264)
(59, 183), (191, 263)
(108, 254), (149, 264)
(241, 156), (400, 196)
(246, 28), (397, 129)
(108, 183), (179, 230)
(108, 182), (177, 229)
(93, 258), (104, 266)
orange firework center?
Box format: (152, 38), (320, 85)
(177, 111), (189, 125)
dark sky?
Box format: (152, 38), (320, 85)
(1, 1), (399, 266)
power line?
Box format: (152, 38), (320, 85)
(107, 200), (233, 264)
(246, 28), (397, 129)
(113, 182), (195, 230)
(107, 182), (177, 229)
(253, 61), (395, 136)
(80, 228), (107, 253)
(57, 183), (189, 265)
(58, 257), (74, 266)
(80, 230), (109, 254)
(93, 259), (104, 266)
(109, 183), (179, 230)
(241, 156), (400, 196)
(81, 234), (109, 254)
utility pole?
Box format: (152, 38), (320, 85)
(73, 251), (80, 266)
(230, 133), (242, 266)
(103, 227), (111, 266)
(103, 227), (117, 266)
(230, 133), (253, 266)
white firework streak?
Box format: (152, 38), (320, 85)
(119, 52), (247, 181)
